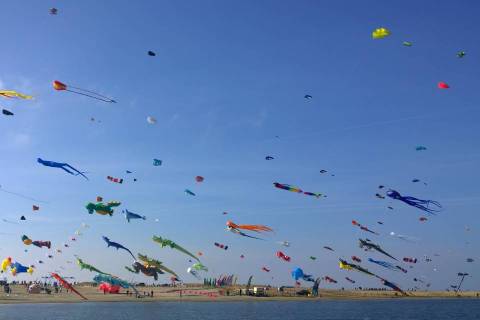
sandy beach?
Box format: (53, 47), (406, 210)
(0, 285), (478, 304)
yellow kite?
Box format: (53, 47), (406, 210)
(372, 28), (390, 39)
(0, 90), (33, 99)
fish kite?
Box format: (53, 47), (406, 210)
(102, 236), (135, 260)
(153, 236), (200, 262)
(386, 189), (441, 214)
(76, 256), (110, 275)
(123, 209), (146, 222)
(86, 200), (121, 216)
(153, 159), (162, 166)
(37, 158), (88, 180)
(53, 80), (116, 103)
(372, 27), (390, 39)
(276, 251), (291, 262)
(359, 238), (397, 261)
(352, 220), (379, 235)
(21, 235), (51, 249)
(51, 273), (87, 300)
(0, 90), (33, 99)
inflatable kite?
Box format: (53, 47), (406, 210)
(135, 254), (178, 277)
(291, 267), (314, 282)
(0, 90), (33, 99)
(152, 236), (200, 262)
(359, 238), (397, 261)
(51, 273), (87, 300)
(352, 220), (379, 235)
(339, 259), (377, 277)
(273, 182), (302, 193)
(52, 80), (116, 103)
(438, 82), (450, 89)
(86, 200), (121, 216)
(21, 235), (51, 249)
(372, 27), (390, 39)
(37, 158), (88, 180)
(276, 251), (291, 262)
(102, 236), (135, 259)
(381, 278), (406, 295)
(386, 189), (441, 214)
(191, 262), (208, 272)
(123, 209), (146, 222)
(76, 256), (110, 275)
(2, 109), (13, 116)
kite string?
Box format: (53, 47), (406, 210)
(0, 186), (48, 204)
(67, 86), (115, 102)
(66, 89), (115, 103)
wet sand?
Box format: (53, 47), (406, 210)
(0, 285), (478, 304)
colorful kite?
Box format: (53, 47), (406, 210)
(21, 235), (51, 249)
(339, 259), (377, 277)
(368, 258), (397, 271)
(86, 200), (121, 216)
(52, 80), (116, 103)
(191, 262), (208, 272)
(107, 176), (123, 184)
(76, 256), (110, 275)
(226, 220), (272, 239)
(386, 189), (441, 214)
(37, 158), (88, 179)
(273, 182), (302, 193)
(372, 27), (390, 39)
(0, 90), (33, 99)
(51, 273), (87, 300)
(153, 236), (200, 262)
(291, 267), (314, 282)
(276, 251), (291, 262)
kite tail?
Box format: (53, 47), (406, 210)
(237, 224), (273, 233)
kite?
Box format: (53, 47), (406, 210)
(352, 220), (379, 235)
(214, 242), (228, 250)
(226, 220), (272, 240)
(2, 109), (13, 116)
(304, 95), (312, 100)
(466, 258), (474, 263)
(49, 7), (58, 15)
(276, 251), (291, 262)
(93, 274), (131, 289)
(184, 189), (195, 196)
(102, 236), (135, 260)
(310, 256), (316, 260)
(396, 266), (408, 273)
(191, 262), (208, 272)
(438, 81), (450, 89)
(10, 262), (34, 276)
(415, 146), (427, 151)
(376, 193), (385, 199)
(262, 267), (271, 272)
(372, 27), (390, 39)
(386, 189), (441, 214)
(20, 216), (26, 221)
(387, 206), (394, 210)
(323, 276), (337, 284)
(107, 176), (123, 184)
(381, 279), (406, 295)
(273, 182), (302, 193)
(345, 277), (356, 284)
(339, 259), (377, 277)
(323, 246), (334, 251)
(240, 255), (245, 259)
(51, 273), (87, 300)
(0, 90), (33, 99)
(390, 232), (418, 242)
(21, 235), (51, 249)
(52, 80), (116, 103)
(153, 236), (200, 262)
(403, 257), (417, 263)
(378, 185), (385, 189)
(352, 256), (362, 263)
(146, 116), (157, 124)
(195, 176), (204, 183)
(148, 51), (156, 56)
(359, 238), (397, 261)
(377, 221), (383, 225)
(419, 217), (428, 222)
(303, 192), (324, 198)
(32, 205), (39, 211)
(291, 267), (314, 282)
(457, 51), (466, 58)
(126, 170), (132, 174)
(265, 156), (274, 160)
(187, 267), (201, 279)
(123, 209), (146, 222)
(403, 41), (412, 46)
(368, 258), (397, 271)
(138, 254), (178, 276)
(76, 257), (110, 275)
(278, 241), (291, 247)
(37, 158), (88, 179)
(86, 200), (121, 216)
(153, 159), (162, 166)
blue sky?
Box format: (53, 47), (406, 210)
(0, 0), (478, 291)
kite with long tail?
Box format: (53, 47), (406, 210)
(339, 259), (378, 277)
(51, 273), (87, 300)
(368, 258), (398, 271)
(226, 220), (272, 240)
(102, 236), (135, 260)
(37, 158), (88, 180)
(152, 236), (200, 262)
(381, 278), (407, 295)
(359, 238), (397, 261)
(53, 80), (116, 103)
(352, 220), (379, 235)
(76, 256), (110, 275)
(386, 189), (441, 214)
(0, 90), (33, 99)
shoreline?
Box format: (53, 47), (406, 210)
(0, 286), (478, 304)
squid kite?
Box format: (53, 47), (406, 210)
(86, 200), (121, 216)
(38, 158), (88, 180)
(276, 251), (291, 262)
(226, 220), (272, 240)
(0, 90), (33, 99)
(291, 267), (314, 282)
(102, 236), (135, 260)
(124, 209), (146, 222)
(153, 236), (200, 262)
(51, 273), (87, 300)
(386, 189), (441, 214)
(372, 27), (390, 39)
(21, 235), (51, 249)
(53, 80), (116, 103)
(359, 238), (397, 261)
(76, 257), (110, 275)
(352, 220), (379, 235)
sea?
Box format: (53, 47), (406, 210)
(0, 299), (479, 320)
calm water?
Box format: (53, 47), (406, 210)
(0, 300), (479, 320)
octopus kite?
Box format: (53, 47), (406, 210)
(37, 158), (88, 180)
(53, 80), (116, 103)
(226, 220), (272, 240)
(152, 236), (200, 262)
(86, 200), (121, 216)
(386, 189), (441, 214)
